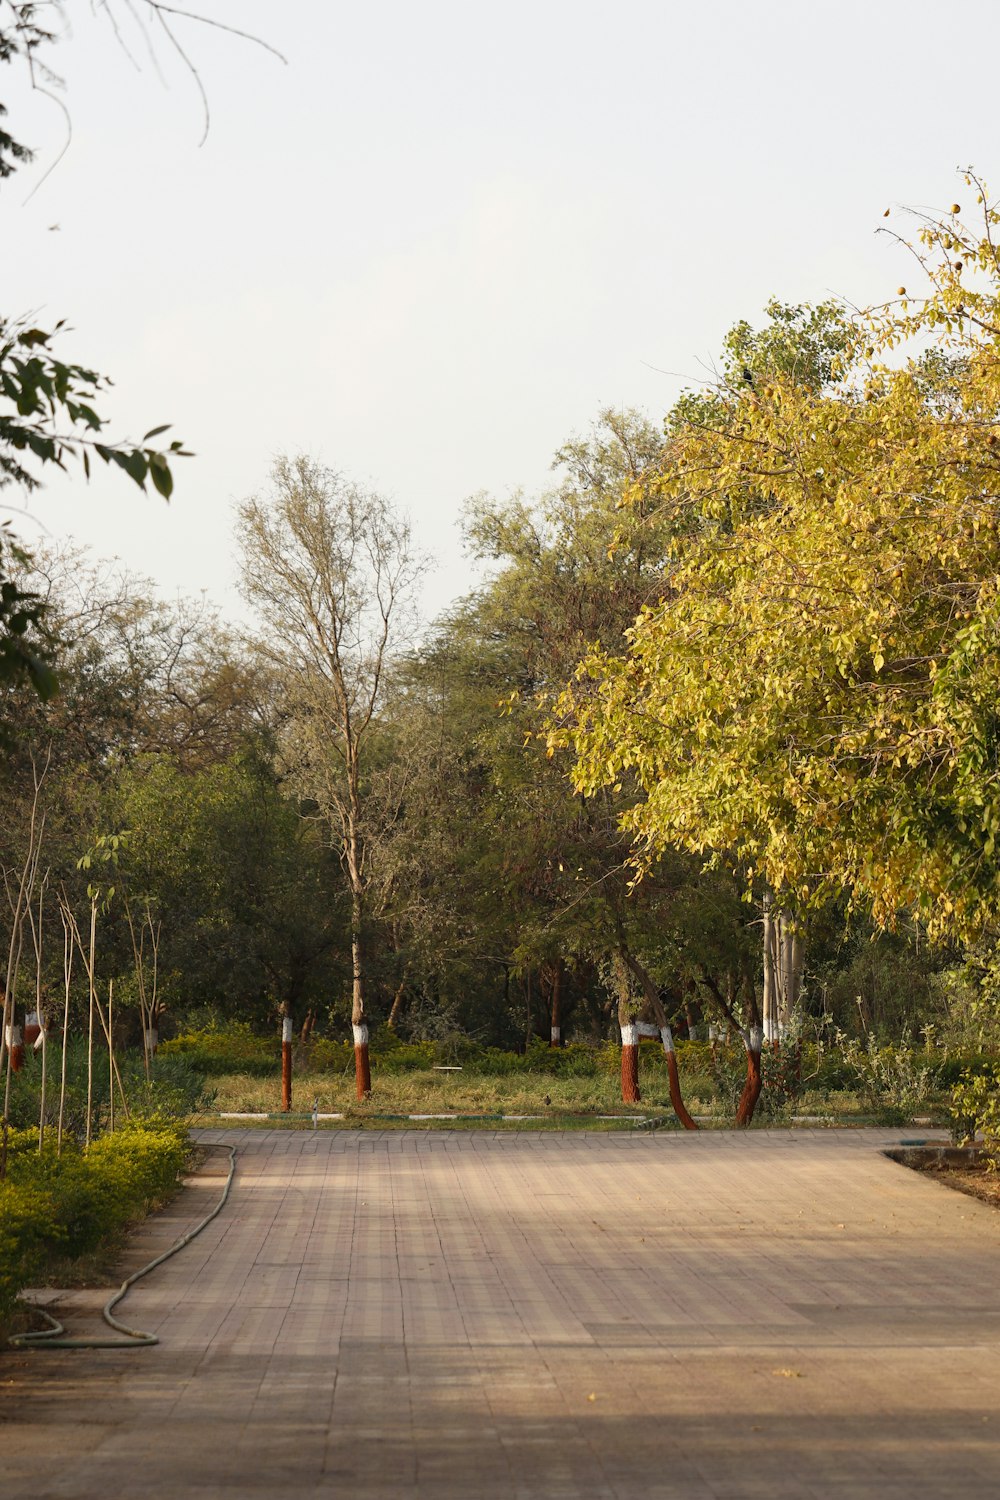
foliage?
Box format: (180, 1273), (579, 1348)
(706, 1040), (802, 1122)
(0, 6), (51, 179)
(3, 1040), (212, 1133)
(930, 945), (1000, 1053)
(0, 1121), (187, 1315)
(930, 1051), (999, 1088)
(950, 1064), (1000, 1162)
(0, 322), (190, 697)
(160, 1024), (277, 1077)
(1, 9), (191, 698)
(0, 525), (54, 699)
(554, 183), (1000, 942)
(109, 750), (343, 1020)
(838, 1032), (933, 1125)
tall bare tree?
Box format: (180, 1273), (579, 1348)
(237, 455), (423, 1098)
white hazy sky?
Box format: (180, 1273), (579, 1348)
(3, 0), (1000, 624)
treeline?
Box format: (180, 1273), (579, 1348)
(4, 185), (1000, 1113)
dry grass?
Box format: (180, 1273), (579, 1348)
(201, 1067), (683, 1119)
(197, 1067), (894, 1127)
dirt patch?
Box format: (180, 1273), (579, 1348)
(885, 1143), (1000, 1211)
(914, 1158), (1000, 1212)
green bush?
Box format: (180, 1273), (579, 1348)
(930, 1052), (998, 1089)
(160, 1023), (274, 1076)
(0, 1181), (65, 1314)
(3, 1039), (213, 1133)
(950, 1064), (1000, 1161)
(838, 1033), (933, 1125)
(0, 1121), (188, 1316)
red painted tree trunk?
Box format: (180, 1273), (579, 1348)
(351, 893), (372, 1100)
(620, 1023), (640, 1103)
(735, 1029), (763, 1126)
(661, 1026), (698, 1131)
(281, 1014), (293, 1112)
(7, 1021), (24, 1073)
(353, 1023), (371, 1099)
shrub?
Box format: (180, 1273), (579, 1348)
(2, 1040), (213, 1133)
(838, 1033), (932, 1125)
(0, 1122), (188, 1316)
(930, 1052), (998, 1089)
(160, 1023), (274, 1076)
(950, 1065), (1000, 1161)
(0, 1181), (64, 1314)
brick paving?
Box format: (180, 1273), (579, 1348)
(3, 1125), (1000, 1498)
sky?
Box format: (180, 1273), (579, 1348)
(3, 0), (1000, 627)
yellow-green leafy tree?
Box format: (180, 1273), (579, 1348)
(553, 176), (1000, 1076)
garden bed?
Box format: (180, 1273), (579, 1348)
(886, 1142), (1000, 1213)
(0, 1123), (189, 1329)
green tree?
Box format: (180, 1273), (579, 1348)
(110, 751), (343, 1026)
(237, 455), (424, 1097)
(377, 412), (754, 1113)
(556, 181), (1000, 947)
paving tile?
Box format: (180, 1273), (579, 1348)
(3, 1126), (1000, 1499)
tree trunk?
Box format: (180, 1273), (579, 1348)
(735, 1028), (763, 1126)
(696, 967), (764, 1128)
(762, 892), (779, 1048)
(777, 914), (805, 1033)
(85, 901), (96, 1147)
(37, 1010), (47, 1151)
(620, 1015), (641, 1104)
(280, 1002), (293, 1112)
(351, 891), (371, 1099)
(660, 1025), (699, 1131)
(7, 1016), (24, 1073)
(386, 976), (408, 1031)
(549, 959), (563, 1046)
(107, 981), (115, 1134)
(145, 1022), (159, 1056)
(523, 971), (533, 1050)
(617, 947), (698, 1130)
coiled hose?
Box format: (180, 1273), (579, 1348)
(10, 1142), (237, 1350)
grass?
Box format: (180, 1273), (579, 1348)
(197, 1066), (948, 1129)
(204, 1067), (666, 1118)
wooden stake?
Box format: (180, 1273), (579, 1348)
(86, 900), (96, 1148)
(33, 883), (46, 1151)
(108, 979), (115, 1133)
(58, 903), (73, 1156)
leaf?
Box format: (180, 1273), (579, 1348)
(113, 448), (148, 487)
(148, 452), (173, 499)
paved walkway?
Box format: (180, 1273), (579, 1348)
(3, 1126), (1000, 1499)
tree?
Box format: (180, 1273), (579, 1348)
(237, 455), (423, 1097)
(555, 180), (1000, 953)
(372, 413), (749, 1114)
(110, 750), (343, 1026)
